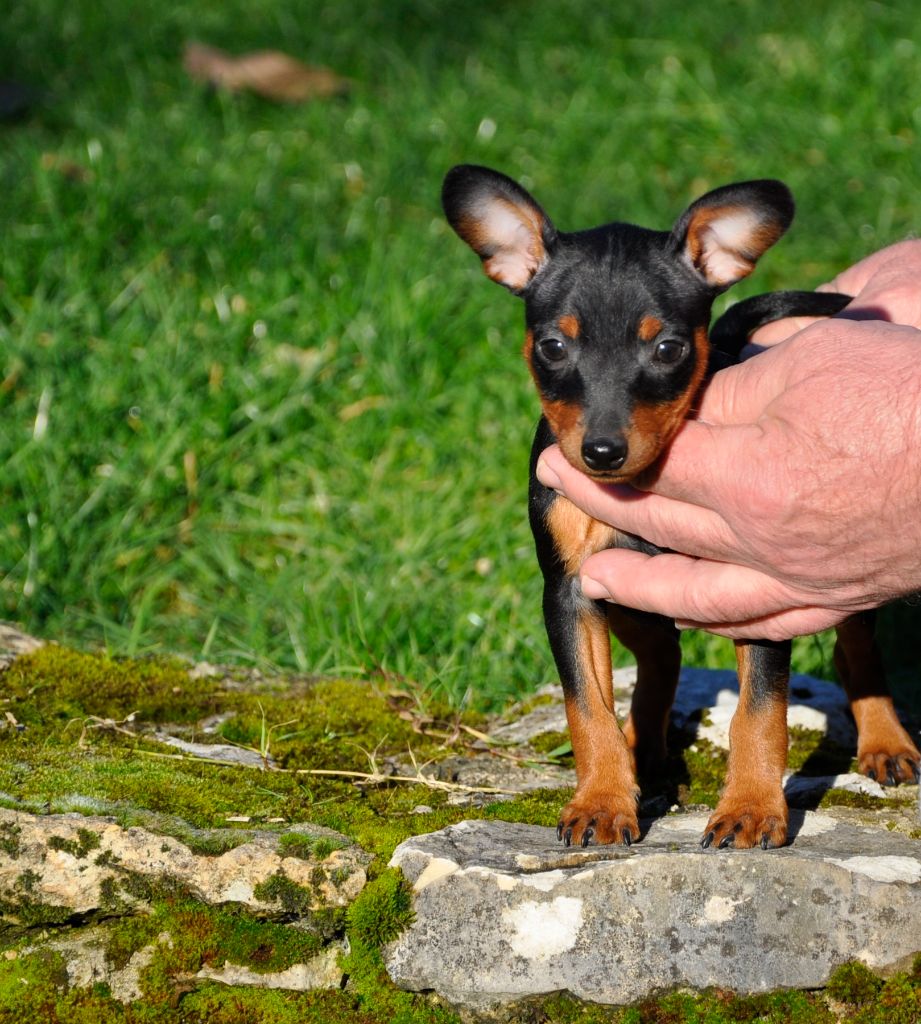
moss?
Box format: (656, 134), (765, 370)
(860, 973), (921, 1024)
(98, 876), (129, 915)
(0, 943), (410, 1023)
(827, 961), (883, 1004)
(679, 740), (728, 808)
(786, 727), (827, 773)
(527, 730), (574, 758)
(47, 828), (101, 859)
(103, 912), (162, 970)
(346, 869), (414, 948)
(0, 867), (76, 931)
(341, 871), (456, 1024)
(15, 869), (39, 894)
(115, 870), (193, 905)
(278, 832), (346, 862)
(818, 789), (889, 811)
(0, 893), (74, 931)
(0, 824), (21, 859)
(513, 692), (559, 715)
(3, 646), (221, 725)
(253, 872), (314, 916)
(310, 837), (342, 859)
(0, 648), (459, 860)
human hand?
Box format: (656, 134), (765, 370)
(749, 239), (921, 348)
(535, 315), (921, 640)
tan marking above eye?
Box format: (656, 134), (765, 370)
(558, 315), (581, 339)
(637, 316), (663, 342)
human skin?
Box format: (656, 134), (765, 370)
(534, 241), (921, 640)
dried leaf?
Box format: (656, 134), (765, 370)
(184, 42), (349, 103)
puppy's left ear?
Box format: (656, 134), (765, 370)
(671, 180), (794, 289)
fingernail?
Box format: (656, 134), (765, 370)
(580, 574), (613, 600)
(535, 456), (561, 490)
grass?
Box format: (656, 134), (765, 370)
(2, 0), (921, 709)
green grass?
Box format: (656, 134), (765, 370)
(2, 0), (921, 708)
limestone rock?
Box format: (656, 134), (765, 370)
(0, 622), (44, 672)
(0, 808), (369, 925)
(385, 814), (921, 1010)
(197, 942), (346, 991)
(38, 926), (174, 1003)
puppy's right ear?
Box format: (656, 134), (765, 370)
(442, 165), (557, 293)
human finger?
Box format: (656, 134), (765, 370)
(819, 240), (921, 297)
(636, 418), (766, 509)
(820, 241), (921, 329)
(675, 605), (850, 641)
(578, 547), (797, 625)
(749, 314), (827, 349)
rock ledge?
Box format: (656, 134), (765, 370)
(386, 813), (921, 1009)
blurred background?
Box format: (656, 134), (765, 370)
(2, 0), (919, 710)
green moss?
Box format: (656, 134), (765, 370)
(253, 872), (314, 916)
(278, 833), (321, 860)
(103, 912), (161, 971)
(0, 824), (21, 859)
(680, 740), (728, 807)
(0, 867), (76, 932)
(0, 648), (460, 860)
(3, 646), (221, 726)
(98, 876), (129, 915)
(827, 961), (883, 1004)
(820, 961), (921, 1024)
(819, 790), (889, 811)
(115, 870), (193, 905)
(278, 832), (347, 861)
(47, 828), (102, 859)
(0, 892), (74, 931)
(859, 974), (921, 1024)
(341, 870), (458, 1024)
(527, 730), (574, 758)
(346, 869), (414, 948)
(513, 693), (560, 715)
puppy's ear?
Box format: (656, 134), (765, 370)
(442, 165), (558, 293)
(671, 180), (794, 290)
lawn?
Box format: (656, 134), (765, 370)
(2, 0), (920, 709)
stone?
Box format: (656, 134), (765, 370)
(42, 927), (174, 1003)
(0, 622), (44, 672)
(385, 814), (921, 1010)
(0, 808), (369, 922)
(196, 941), (347, 991)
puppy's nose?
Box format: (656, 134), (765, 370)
(581, 435), (627, 472)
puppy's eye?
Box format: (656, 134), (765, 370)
(536, 337), (569, 366)
(652, 339), (686, 365)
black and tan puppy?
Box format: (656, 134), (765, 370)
(442, 165), (920, 850)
